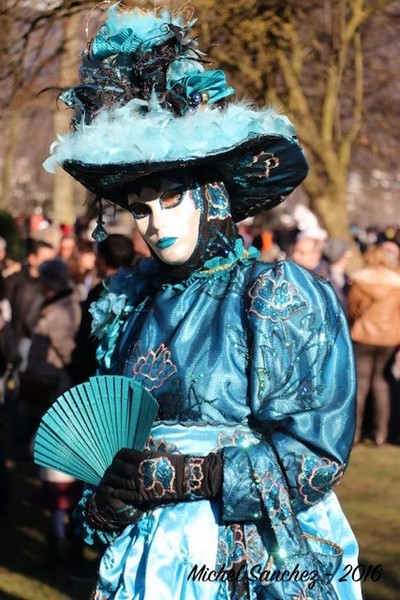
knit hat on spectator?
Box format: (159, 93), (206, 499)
(38, 258), (70, 292)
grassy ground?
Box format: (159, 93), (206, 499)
(0, 439), (399, 600)
(335, 443), (400, 600)
(0, 454), (97, 600)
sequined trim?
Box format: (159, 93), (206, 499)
(214, 429), (261, 450)
(251, 151), (280, 177)
(184, 456), (205, 498)
(204, 181), (231, 220)
(145, 436), (180, 454)
(248, 268), (307, 321)
(198, 252), (249, 276)
(138, 456), (176, 498)
(216, 523), (247, 570)
(90, 587), (107, 600)
(298, 456), (346, 505)
(252, 470), (292, 528)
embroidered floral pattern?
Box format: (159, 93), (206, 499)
(184, 456), (205, 497)
(249, 268), (307, 322)
(251, 151), (280, 177)
(243, 523), (268, 566)
(204, 181), (231, 220)
(298, 456), (345, 505)
(252, 470), (292, 528)
(215, 429), (261, 450)
(216, 523), (247, 571)
(139, 456), (176, 498)
(90, 262), (159, 372)
(145, 436), (180, 454)
(130, 343), (178, 391)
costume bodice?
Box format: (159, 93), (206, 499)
(117, 254), (252, 423)
(91, 237), (355, 467)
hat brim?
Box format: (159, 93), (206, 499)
(62, 133), (308, 222)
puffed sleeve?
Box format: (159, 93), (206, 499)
(222, 260), (356, 522)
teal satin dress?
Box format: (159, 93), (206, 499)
(81, 239), (361, 600)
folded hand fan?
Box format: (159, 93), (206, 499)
(33, 375), (158, 486)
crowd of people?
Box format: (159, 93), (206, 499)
(244, 222), (400, 447)
(0, 225), (150, 571)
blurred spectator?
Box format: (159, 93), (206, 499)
(381, 240), (400, 272)
(290, 233), (331, 278)
(323, 238), (351, 312)
(348, 244), (400, 445)
(24, 258), (81, 398)
(69, 234), (135, 385)
(58, 234), (77, 262)
(0, 236), (20, 279)
(0, 269), (13, 523)
(66, 240), (97, 301)
(238, 217), (256, 249)
(0, 275), (14, 404)
(380, 241), (400, 443)
(20, 258), (82, 566)
(389, 348), (400, 444)
(252, 229), (283, 262)
(6, 239), (56, 369)
(0, 237), (7, 273)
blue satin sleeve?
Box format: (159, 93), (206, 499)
(222, 260), (357, 521)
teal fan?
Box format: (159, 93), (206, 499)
(33, 375), (158, 486)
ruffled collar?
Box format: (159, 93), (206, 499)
(90, 237), (258, 341)
(160, 237), (259, 291)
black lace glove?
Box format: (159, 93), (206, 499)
(87, 449), (223, 530)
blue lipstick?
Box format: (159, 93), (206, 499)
(156, 237), (178, 249)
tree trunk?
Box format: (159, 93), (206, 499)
(1, 111), (20, 211)
(51, 13), (81, 228)
(311, 192), (364, 272)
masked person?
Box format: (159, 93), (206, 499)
(44, 5), (361, 599)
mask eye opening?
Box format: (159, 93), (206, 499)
(130, 202), (151, 219)
(160, 188), (185, 210)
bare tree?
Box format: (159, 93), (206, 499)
(0, 0), (398, 243)
(195, 0), (399, 245)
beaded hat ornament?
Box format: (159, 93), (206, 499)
(44, 2), (309, 237)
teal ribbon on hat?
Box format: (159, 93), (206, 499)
(168, 70), (235, 106)
(91, 26), (140, 60)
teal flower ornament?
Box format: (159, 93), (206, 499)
(90, 292), (131, 339)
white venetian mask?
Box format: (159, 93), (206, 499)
(128, 178), (201, 265)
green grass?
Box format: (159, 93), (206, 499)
(0, 442), (399, 599)
(0, 456), (96, 600)
(336, 443), (400, 600)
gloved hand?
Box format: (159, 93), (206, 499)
(87, 449), (222, 530)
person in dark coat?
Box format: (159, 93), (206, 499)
(69, 234), (135, 385)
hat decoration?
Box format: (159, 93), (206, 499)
(44, 3), (308, 222)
